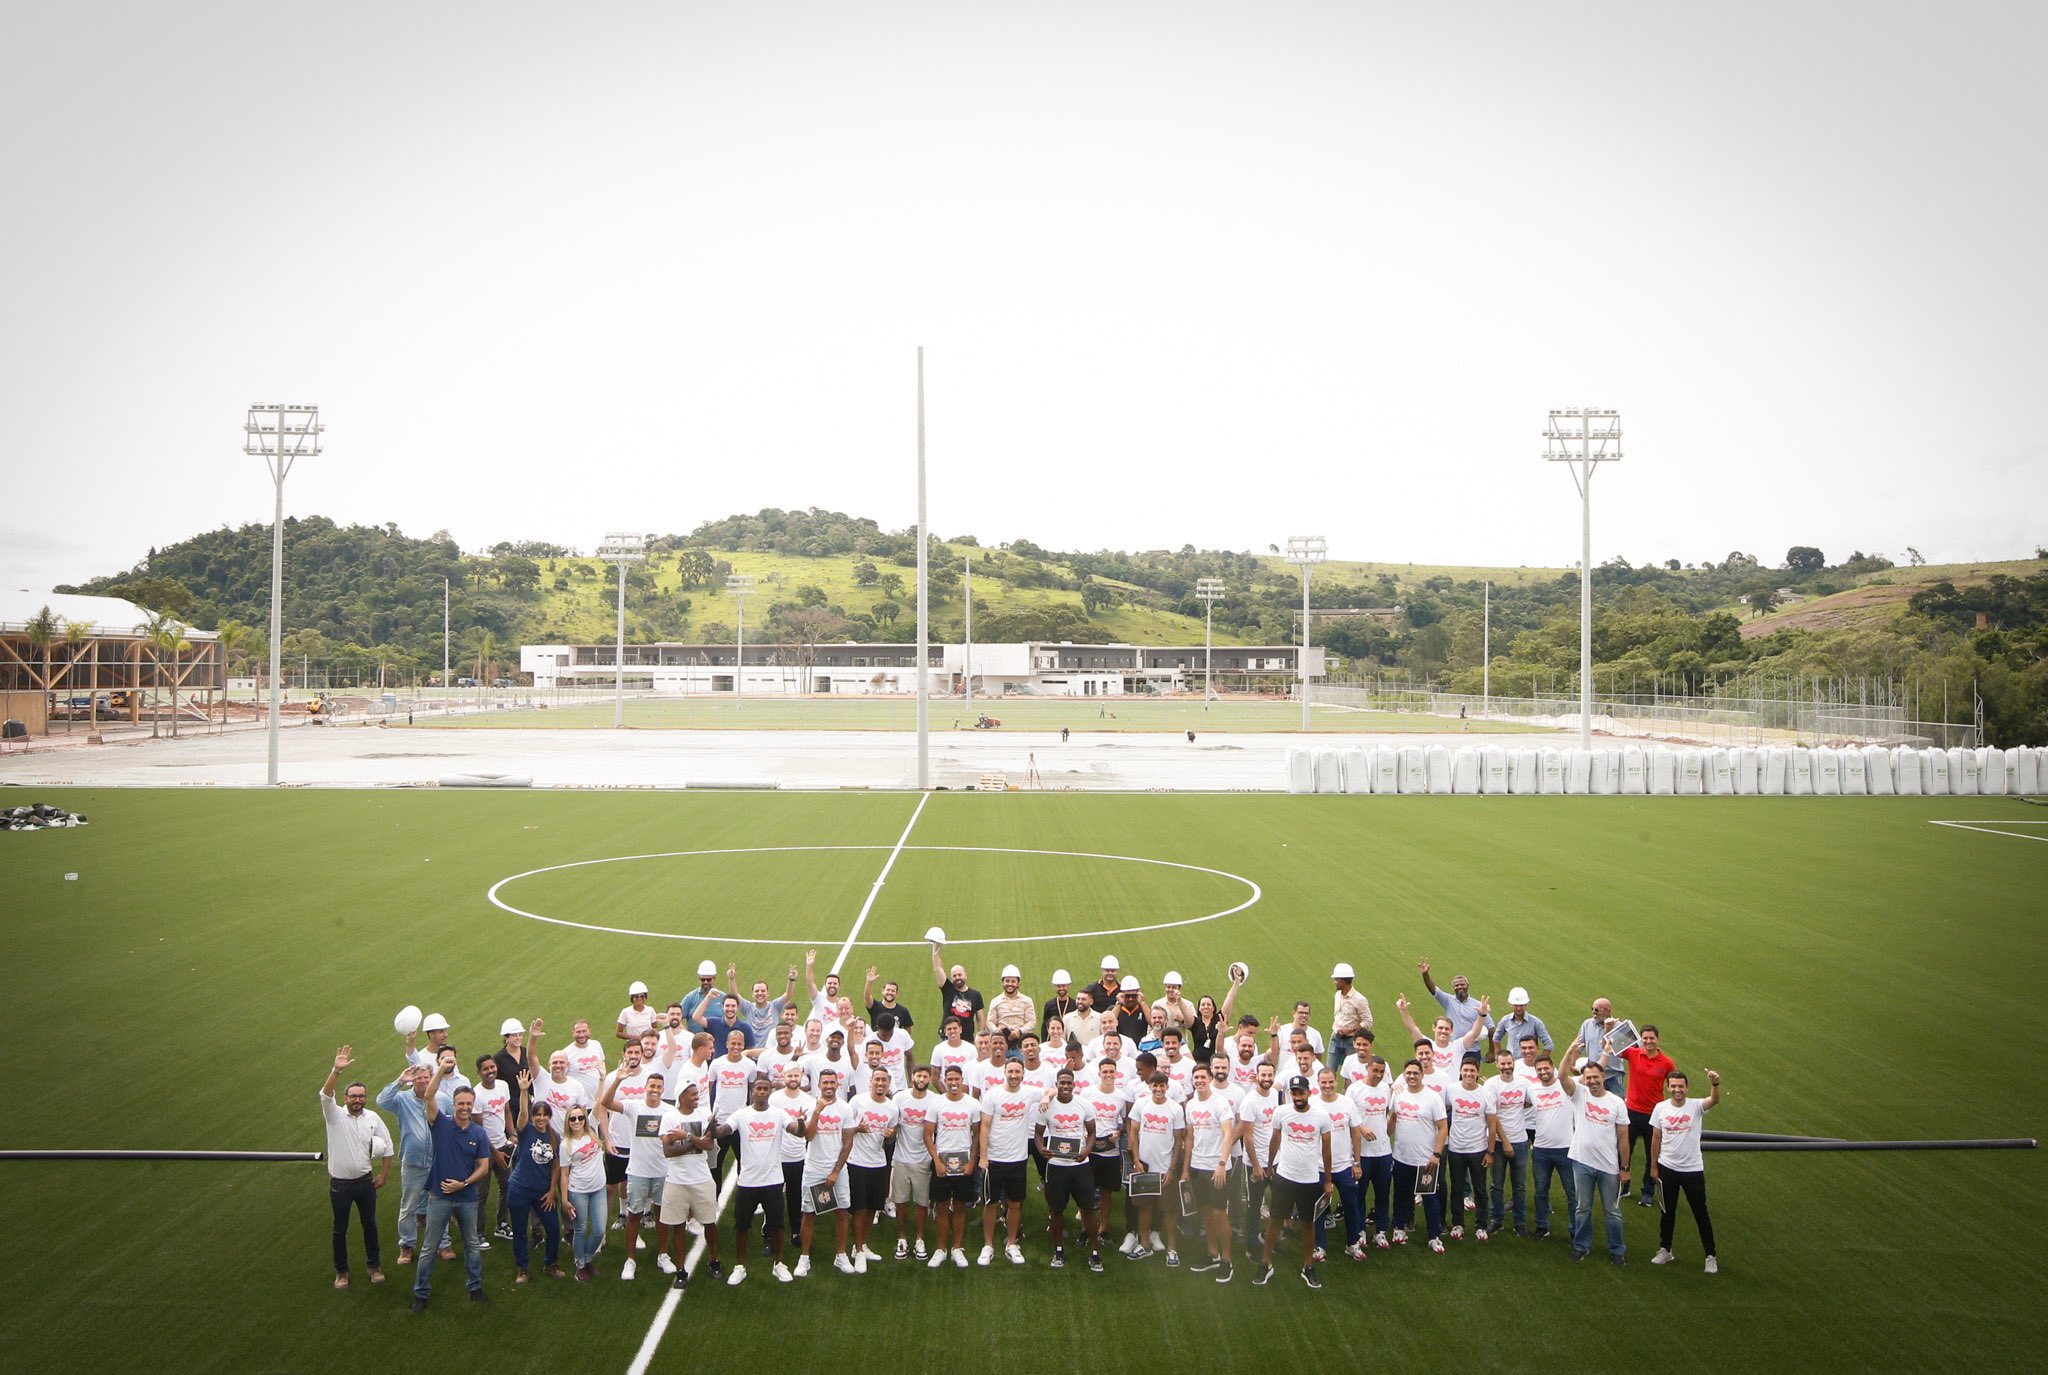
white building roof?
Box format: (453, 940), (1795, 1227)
(0, 590), (217, 640)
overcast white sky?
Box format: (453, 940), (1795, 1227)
(3, 1), (2042, 597)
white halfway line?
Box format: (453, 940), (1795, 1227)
(627, 791), (929, 1375)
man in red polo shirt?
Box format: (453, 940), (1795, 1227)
(1617, 1025), (1674, 1203)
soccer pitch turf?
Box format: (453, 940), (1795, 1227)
(3, 789), (2043, 1373)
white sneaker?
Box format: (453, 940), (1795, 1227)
(976, 1245), (994, 1266)
(1704, 1256), (1718, 1275)
(1652, 1248), (1675, 1265)
(772, 1262), (792, 1282)
(610, 1216), (625, 1231)
(1006, 1243), (1025, 1265)
(1118, 1233), (1139, 1256)
(833, 1253), (855, 1274)
(1312, 1247), (1325, 1263)
(853, 1252), (868, 1274)
(884, 1200), (896, 1218)
(858, 1245), (881, 1262)
(1475, 1230), (1490, 1243)
(927, 1248), (948, 1269)
(895, 1239), (909, 1260)
(633, 1234), (645, 1251)
(914, 1239), (928, 1259)
(1448, 1226), (1464, 1240)
(656, 1253), (676, 1275)
(620, 1258), (637, 1281)
(1391, 1229), (1408, 1246)
(1149, 1231), (1164, 1251)
(1374, 1232), (1391, 1250)
(726, 1264), (747, 1286)
(951, 1248), (969, 1268)
(793, 1255), (811, 1277)
(1428, 1237), (1445, 1254)
(476, 1238), (491, 1251)
(686, 1220), (703, 1236)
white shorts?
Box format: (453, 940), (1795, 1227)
(800, 1168), (851, 1215)
(660, 1178), (719, 1225)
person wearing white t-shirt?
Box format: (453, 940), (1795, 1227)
(1346, 1057), (1396, 1248)
(1234, 1061), (1283, 1252)
(1560, 1040), (1630, 1264)
(1081, 1062), (1134, 1254)
(1338, 1032), (1378, 1089)
(1252, 1075), (1334, 1290)
(802, 1030), (856, 1101)
(1035, 1068), (1105, 1272)
(616, 982), (656, 1044)
(1389, 1060), (1450, 1252)
(1125, 1074), (1187, 1264)
(869, 1013), (916, 1096)
(1442, 1057), (1499, 1243)
(597, 1043), (646, 1238)
(924, 1067), (983, 1268)
(977, 1061), (1040, 1266)
(562, 1022), (608, 1106)
(708, 1030), (758, 1180)
(656, 1083), (721, 1288)
(931, 1018), (977, 1079)
(1483, 1049), (1534, 1236)
(719, 1077), (797, 1285)
(1314, 1067), (1365, 1260)
(1522, 1056), (1578, 1239)
(1398, 992), (1489, 1095)
(1157, 1032), (1196, 1103)
(891, 1066), (938, 1261)
(533, 1052), (595, 1150)
(845, 1070), (901, 1273)
(557, 1100), (608, 1280)
(767, 1072), (817, 1241)
(797, 1069), (859, 1276)
(1182, 1065), (1239, 1280)
(1649, 1068), (1722, 1273)
(598, 1068), (669, 1280)
(470, 1056), (515, 1245)
(756, 1023), (804, 1096)
(320, 1047), (392, 1287)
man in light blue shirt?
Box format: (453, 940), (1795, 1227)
(1490, 989), (1553, 1058)
(1419, 959), (1491, 1044)
(376, 1062), (434, 1262)
(1575, 997), (1626, 1095)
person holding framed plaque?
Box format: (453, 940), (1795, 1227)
(795, 1069), (858, 1276)
(923, 1066), (983, 1269)
(1124, 1073), (1187, 1264)
(1389, 1060), (1449, 1254)
(1182, 1065), (1239, 1281)
(1036, 1068), (1105, 1271)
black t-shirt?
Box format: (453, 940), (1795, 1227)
(938, 978), (984, 1030)
(868, 999), (914, 1032)
(1113, 1003), (1149, 1042)
(1040, 996), (1077, 1038)
(1188, 1016), (1223, 1065)
(1088, 979), (1120, 1013)
(494, 1048), (531, 1116)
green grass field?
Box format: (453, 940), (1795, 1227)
(414, 696), (1551, 733)
(4, 790), (2044, 1373)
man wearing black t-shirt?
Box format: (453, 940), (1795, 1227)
(931, 938), (985, 1035)
(863, 967), (915, 1035)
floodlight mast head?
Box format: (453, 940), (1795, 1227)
(1283, 535), (1328, 566)
(725, 573), (755, 599)
(598, 532), (648, 564)
(1196, 577), (1226, 602)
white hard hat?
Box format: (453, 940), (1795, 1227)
(924, 926), (947, 944)
(420, 1012), (449, 1033)
(1100, 955), (1119, 970)
(500, 1017), (523, 1036)
(1001, 964), (1021, 979)
(393, 1005), (423, 1035)
(1331, 962), (1355, 981)
(1163, 971), (1183, 986)
(628, 980), (649, 996)
(697, 960), (717, 977)
(1051, 969), (1072, 985)
(1573, 1057), (1591, 1073)
(1509, 986), (1531, 1005)
(1118, 975), (1140, 992)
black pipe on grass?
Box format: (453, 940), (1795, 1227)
(0, 1150), (322, 1162)
(1704, 1138), (2035, 1153)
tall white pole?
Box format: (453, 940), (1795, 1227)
(1482, 580), (1490, 714)
(614, 561), (627, 728)
(963, 558), (972, 703)
(1299, 562), (1312, 732)
(266, 464), (285, 783)
(916, 347), (929, 790)
(1545, 409), (1620, 752)
(442, 577), (450, 697)
(736, 597), (746, 712)
(1579, 438), (1594, 750)
(1204, 601), (1214, 708)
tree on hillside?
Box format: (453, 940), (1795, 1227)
(872, 599), (901, 626)
(852, 561), (879, 586)
(1741, 580), (1780, 617)
(1905, 546), (1926, 566)
(1784, 546), (1825, 572)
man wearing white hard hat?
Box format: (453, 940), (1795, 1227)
(1152, 973), (1196, 1033)
(406, 1012), (453, 1071)
(680, 961), (723, 1027)
(1088, 959), (1121, 1016)
(1040, 970), (1079, 1039)
(1489, 987), (1553, 1060)
(988, 965), (1034, 1045)
(1112, 976), (1149, 1042)
(1328, 963), (1374, 1073)
(617, 982), (656, 1044)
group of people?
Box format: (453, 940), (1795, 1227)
(320, 945), (1722, 1308)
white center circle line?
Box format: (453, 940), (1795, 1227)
(486, 844), (1263, 946)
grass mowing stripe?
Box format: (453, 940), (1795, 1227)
(624, 1166), (738, 1375)
(828, 791), (929, 975)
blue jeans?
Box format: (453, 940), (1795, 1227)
(1447, 1151), (1489, 1234)
(1330, 1168), (1364, 1247)
(1570, 1164), (1624, 1259)
(569, 1188), (605, 1268)
(1490, 1141), (1529, 1229)
(1531, 1146), (1576, 1231)
(1357, 1155), (1393, 1235)
(508, 1184), (560, 1268)
(396, 1160), (430, 1249)
(414, 1196), (483, 1297)
(1391, 1160), (1443, 1239)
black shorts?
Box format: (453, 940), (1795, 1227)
(985, 1159), (1029, 1204)
(604, 1150), (628, 1186)
(1193, 1167), (1232, 1211)
(1271, 1175), (1322, 1223)
(848, 1164), (889, 1212)
(1044, 1162), (1099, 1213)
(734, 1183), (785, 1236)
(931, 1169), (977, 1205)
(1091, 1153), (1124, 1193)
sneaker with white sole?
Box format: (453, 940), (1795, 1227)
(833, 1253), (855, 1274)
(1311, 1247), (1325, 1263)
(1089, 1251), (1104, 1273)
(1344, 1241), (1367, 1261)
(858, 1245), (881, 1262)
(1375, 1231), (1391, 1250)
(633, 1235), (645, 1251)
(609, 1217), (624, 1231)
(1148, 1231), (1164, 1252)
(1127, 1246), (1153, 1261)
(656, 1253), (676, 1275)
(1301, 1265), (1322, 1290)
(1251, 1262), (1275, 1285)
(476, 1239), (491, 1251)
(772, 1263), (793, 1282)
(895, 1239), (909, 1260)
(793, 1255), (812, 1277)
(951, 1248), (969, 1268)
(1448, 1226), (1464, 1241)
(1006, 1243), (1025, 1265)
(914, 1239), (928, 1260)
(726, 1264), (746, 1286)
(1119, 1233), (1139, 1256)
(1165, 1250), (1180, 1268)
(686, 1220), (703, 1236)
(853, 1252), (867, 1274)
(1050, 1247), (1066, 1269)
(1704, 1256), (1718, 1275)
(1213, 1260), (1232, 1283)
(620, 1259), (637, 1281)
(1189, 1257), (1222, 1274)
(1652, 1248), (1675, 1265)
(1475, 1229), (1490, 1243)
(976, 1245), (994, 1267)
(927, 1248), (947, 1269)
(495, 1224), (515, 1242)
(1391, 1229), (1408, 1246)
(1428, 1237), (1445, 1254)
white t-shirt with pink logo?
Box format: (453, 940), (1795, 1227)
(1037, 1095), (1100, 1160)
(770, 1089), (816, 1162)
(1236, 1089), (1282, 1167)
(1315, 1093), (1358, 1171)
(1445, 1081), (1493, 1154)
(847, 1094), (901, 1169)
(709, 1056), (757, 1123)
(1484, 1073), (1534, 1140)
(1347, 1078), (1395, 1159)
(1130, 1096), (1185, 1173)
(1565, 1082), (1628, 1173)
(562, 1040), (608, 1103)
(725, 1105), (789, 1188)
(1082, 1083), (1129, 1157)
(472, 1079), (513, 1149)
(1390, 1086), (1446, 1167)
(534, 1076), (592, 1136)
(1649, 1096), (1713, 1172)
(980, 1085), (1037, 1163)
(1183, 1092), (1235, 1171)
(1272, 1103), (1332, 1185)
(1525, 1077), (1574, 1151)
(894, 1089), (937, 1167)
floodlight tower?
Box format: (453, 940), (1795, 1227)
(1196, 577), (1225, 708)
(245, 403), (321, 786)
(1544, 408), (1623, 750)
(598, 532), (646, 728)
(726, 573), (755, 712)
(1284, 536), (1326, 732)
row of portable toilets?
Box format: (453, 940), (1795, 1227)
(1285, 744), (2048, 796)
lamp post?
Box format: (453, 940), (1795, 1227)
(726, 574), (754, 712)
(1284, 536), (1326, 732)
(1544, 408), (1623, 750)
(598, 532), (646, 728)
(245, 403), (320, 786)
(915, 346), (929, 790)
(1196, 577), (1225, 708)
